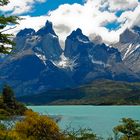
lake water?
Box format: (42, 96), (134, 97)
(28, 105), (140, 138)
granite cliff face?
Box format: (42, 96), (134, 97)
(114, 26), (140, 75)
(0, 21), (139, 96)
(64, 28), (139, 83)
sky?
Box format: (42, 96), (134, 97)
(0, 0), (140, 44)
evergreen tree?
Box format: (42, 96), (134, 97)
(2, 85), (15, 107)
(0, 0), (9, 6)
(0, 0), (19, 54)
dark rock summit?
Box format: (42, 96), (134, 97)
(36, 20), (57, 36)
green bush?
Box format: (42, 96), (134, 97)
(114, 118), (140, 140)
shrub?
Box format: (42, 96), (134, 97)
(13, 110), (64, 140)
(63, 127), (100, 140)
(114, 118), (140, 140)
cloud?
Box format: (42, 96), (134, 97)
(48, 2), (118, 43)
(54, 24), (71, 34)
(106, 0), (138, 11)
(49, 0), (140, 43)
(89, 33), (103, 44)
(85, 0), (139, 11)
(0, 0), (46, 15)
(118, 4), (140, 28)
(3, 0), (140, 44)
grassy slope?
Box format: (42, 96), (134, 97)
(18, 80), (140, 105)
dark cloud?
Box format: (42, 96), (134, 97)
(89, 33), (103, 44)
(54, 24), (71, 33)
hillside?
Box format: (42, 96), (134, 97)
(18, 80), (140, 105)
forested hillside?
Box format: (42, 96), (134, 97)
(18, 80), (140, 105)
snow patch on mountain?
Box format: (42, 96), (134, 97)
(89, 54), (111, 67)
(92, 59), (111, 67)
(35, 53), (47, 65)
(77, 36), (90, 43)
(48, 33), (57, 38)
(53, 53), (78, 71)
(123, 44), (133, 60)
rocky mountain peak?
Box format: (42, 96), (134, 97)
(45, 20), (53, 27)
(119, 28), (139, 43)
(16, 28), (35, 38)
(64, 28), (92, 58)
(75, 28), (82, 35)
(36, 20), (57, 36)
(113, 26), (140, 75)
(67, 28), (89, 42)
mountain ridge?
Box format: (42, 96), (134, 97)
(0, 21), (140, 97)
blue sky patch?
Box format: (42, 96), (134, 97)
(105, 21), (121, 31)
(27, 0), (84, 16)
(115, 10), (124, 17)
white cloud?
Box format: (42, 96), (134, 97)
(48, 2), (118, 43)
(118, 4), (140, 28)
(3, 0), (140, 44)
(5, 15), (47, 35)
(0, 0), (46, 15)
(107, 0), (139, 11)
(85, 0), (139, 11)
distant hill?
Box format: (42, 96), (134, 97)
(18, 80), (140, 105)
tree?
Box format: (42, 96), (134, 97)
(1, 85), (27, 116)
(13, 110), (64, 140)
(0, 0), (9, 6)
(114, 118), (140, 140)
(2, 85), (15, 107)
(0, 0), (19, 54)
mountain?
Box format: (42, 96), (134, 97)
(0, 21), (73, 96)
(0, 21), (140, 97)
(64, 28), (139, 83)
(114, 26), (140, 76)
(13, 21), (63, 61)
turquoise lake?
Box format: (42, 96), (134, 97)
(28, 106), (140, 138)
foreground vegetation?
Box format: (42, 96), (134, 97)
(18, 80), (140, 105)
(0, 0), (19, 54)
(0, 85), (27, 120)
(0, 110), (140, 140)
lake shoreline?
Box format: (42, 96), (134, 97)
(26, 104), (140, 106)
